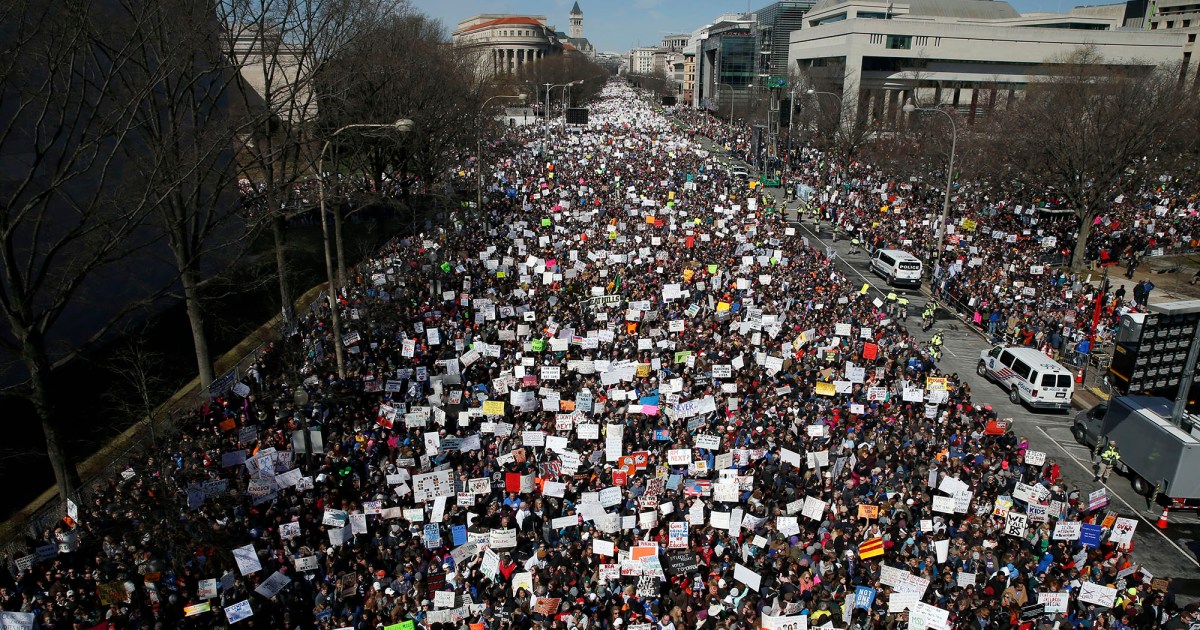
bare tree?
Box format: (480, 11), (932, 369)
(315, 10), (501, 284)
(0, 1), (177, 503)
(789, 68), (873, 165)
(100, 335), (172, 446)
(117, 0), (255, 388)
(219, 0), (402, 325)
(514, 53), (611, 109)
(988, 47), (1194, 269)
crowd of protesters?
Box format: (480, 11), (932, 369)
(1, 82), (1197, 630)
(746, 141), (1200, 364)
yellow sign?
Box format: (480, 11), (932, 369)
(815, 382), (836, 396)
(861, 283), (869, 295)
(483, 401), (505, 416)
(669, 191), (676, 200)
(926, 377), (948, 391)
(962, 219), (977, 231)
(716, 301), (731, 312)
(636, 364), (651, 377)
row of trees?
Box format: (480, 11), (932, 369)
(786, 49), (1200, 269)
(0, 0), (608, 505)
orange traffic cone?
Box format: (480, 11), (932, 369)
(1156, 507), (1169, 529)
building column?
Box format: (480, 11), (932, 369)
(840, 52), (863, 132)
(968, 88), (979, 125)
(872, 89), (885, 124)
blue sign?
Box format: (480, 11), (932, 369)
(854, 586), (877, 610)
(1079, 523), (1103, 548)
(654, 429), (671, 441)
(452, 525), (467, 547)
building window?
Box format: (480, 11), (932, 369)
(811, 12), (847, 26)
(885, 35), (912, 49)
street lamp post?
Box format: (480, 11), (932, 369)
(543, 81), (582, 150)
(805, 88), (843, 135)
(477, 93), (527, 218)
(318, 119), (413, 380)
(902, 99), (957, 272)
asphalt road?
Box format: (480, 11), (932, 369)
(781, 204), (1200, 601)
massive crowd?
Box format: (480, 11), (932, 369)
(0, 82), (1196, 630)
(775, 144), (1197, 361)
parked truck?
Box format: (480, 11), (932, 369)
(1073, 395), (1200, 508)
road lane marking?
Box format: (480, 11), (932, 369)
(795, 220), (887, 296)
(1035, 425), (1200, 568)
(788, 207), (1200, 565)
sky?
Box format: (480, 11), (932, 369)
(408, 0), (1066, 53)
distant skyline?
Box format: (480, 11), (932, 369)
(409, 0), (1075, 53)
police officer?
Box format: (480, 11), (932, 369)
(886, 290), (898, 317)
(929, 329), (944, 361)
(922, 302), (936, 331)
(1095, 438), (1121, 483)
(897, 292), (910, 319)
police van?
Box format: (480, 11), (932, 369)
(977, 345), (1075, 410)
(870, 249), (923, 287)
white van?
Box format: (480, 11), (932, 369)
(870, 249), (922, 287)
(977, 345), (1075, 410)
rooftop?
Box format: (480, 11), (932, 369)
(808, 0), (1022, 19)
(454, 15), (548, 35)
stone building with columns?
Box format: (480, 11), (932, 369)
(452, 14), (566, 77)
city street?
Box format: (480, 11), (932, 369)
(783, 205), (1200, 600)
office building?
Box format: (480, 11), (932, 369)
(696, 14), (758, 114)
(629, 47), (657, 74)
(787, 0), (1190, 125)
(755, 1), (815, 82)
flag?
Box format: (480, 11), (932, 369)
(858, 537), (884, 559)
